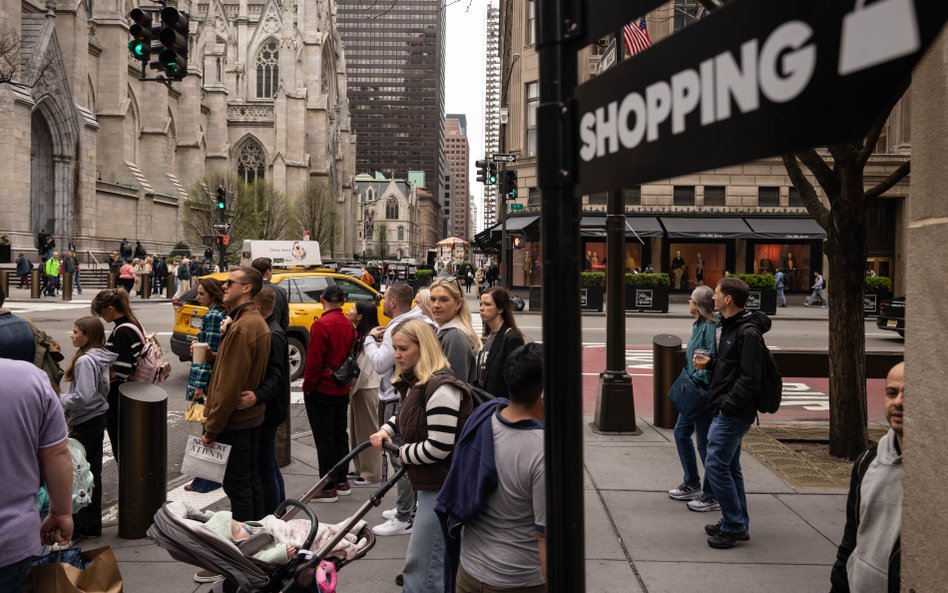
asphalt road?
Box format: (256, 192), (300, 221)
(9, 296), (903, 509)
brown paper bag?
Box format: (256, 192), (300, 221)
(23, 547), (123, 593)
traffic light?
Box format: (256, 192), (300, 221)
(216, 186), (226, 210)
(128, 8), (158, 63)
(504, 170), (518, 198)
(475, 159), (488, 184)
(488, 164), (498, 185)
(158, 7), (189, 79)
(512, 236), (524, 249)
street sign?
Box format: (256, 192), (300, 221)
(597, 38), (617, 75)
(574, 0), (947, 196)
(492, 154), (517, 163)
(510, 203), (524, 211)
(212, 223), (231, 231)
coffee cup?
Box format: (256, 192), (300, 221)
(192, 342), (210, 365)
(694, 348), (710, 370)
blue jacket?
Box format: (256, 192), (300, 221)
(435, 398), (506, 593)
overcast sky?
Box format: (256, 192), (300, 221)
(444, 0), (491, 232)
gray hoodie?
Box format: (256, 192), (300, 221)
(60, 348), (118, 427)
(847, 428), (902, 592)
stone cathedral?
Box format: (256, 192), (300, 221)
(0, 0), (357, 259)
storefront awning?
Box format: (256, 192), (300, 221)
(580, 216), (664, 239)
(743, 217), (827, 240)
(659, 217), (755, 239)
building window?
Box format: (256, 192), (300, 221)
(386, 197), (399, 219)
(758, 186), (780, 207)
(256, 39), (279, 99)
(624, 186), (641, 207)
(588, 192), (607, 206)
(673, 186), (695, 206)
(237, 140), (266, 184)
(704, 185), (726, 206)
(526, 82), (539, 157)
(528, 188), (541, 207)
(788, 187), (804, 207)
(674, 0), (700, 32)
(397, 226), (405, 241)
(526, 1), (536, 46)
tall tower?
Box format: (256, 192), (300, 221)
(482, 2), (501, 228)
(445, 114), (471, 239)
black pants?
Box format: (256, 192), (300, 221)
(106, 384), (122, 463)
(217, 426), (263, 521)
(304, 392), (350, 488)
(258, 421), (285, 515)
(71, 414), (107, 536)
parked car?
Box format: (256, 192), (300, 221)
(171, 271), (387, 380)
(876, 295), (905, 337)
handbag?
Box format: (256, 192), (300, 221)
(330, 327), (361, 386)
(23, 546), (123, 593)
(184, 401), (205, 423)
(668, 367), (709, 420)
(181, 435), (232, 483)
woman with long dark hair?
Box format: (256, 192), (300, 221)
(347, 301), (382, 485)
(473, 286), (526, 399)
(60, 316), (117, 539)
(91, 288), (146, 462)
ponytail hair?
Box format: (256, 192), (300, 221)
(91, 288), (143, 333)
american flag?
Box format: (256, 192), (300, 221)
(623, 16), (652, 57)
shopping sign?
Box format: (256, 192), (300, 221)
(574, 0), (947, 195)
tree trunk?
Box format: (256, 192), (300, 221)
(825, 164), (870, 459)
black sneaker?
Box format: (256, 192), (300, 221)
(705, 521), (750, 539)
(395, 574), (404, 586)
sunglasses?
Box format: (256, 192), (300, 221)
(224, 279), (248, 287)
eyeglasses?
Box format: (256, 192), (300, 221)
(224, 279), (248, 287)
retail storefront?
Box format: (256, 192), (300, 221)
(743, 218), (826, 292)
(659, 217), (752, 290)
(580, 216), (662, 273)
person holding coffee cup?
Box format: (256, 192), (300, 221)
(185, 277), (227, 493)
(667, 285), (720, 513)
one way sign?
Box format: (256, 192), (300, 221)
(573, 0), (947, 195)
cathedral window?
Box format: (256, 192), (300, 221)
(237, 140), (266, 184)
(256, 39), (279, 99)
(385, 197), (399, 220)
(397, 226), (405, 241)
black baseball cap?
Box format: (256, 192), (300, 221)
(322, 284), (346, 304)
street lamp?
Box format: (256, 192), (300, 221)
(499, 52), (520, 287)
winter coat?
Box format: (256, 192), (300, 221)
(16, 255), (32, 276)
(60, 348), (118, 427)
(707, 310), (771, 423)
(473, 323), (524, 399)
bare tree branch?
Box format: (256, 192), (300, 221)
(696, 0), (720, 12)
(858, 115), (889, 168)
(794, 148), (839, 199)
(236, 181), (290, 241)
(865, 161), (910, 201)
(296, 179), (337, 247)
(0, 25), (55, 90)
(782, 154), (831, 230)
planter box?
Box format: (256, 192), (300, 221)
(529, 285), (542, 312)
(0, 244), (10, 264)
(745, 289), (777, 315)
(581, 286), (604, 312)
(864, 292), (892, 317)
(624, 286), (670, 313)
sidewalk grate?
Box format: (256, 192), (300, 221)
(743, 424), (888, 488)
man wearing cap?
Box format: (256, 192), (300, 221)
(302, 284), (357, 502)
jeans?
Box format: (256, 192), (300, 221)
(673, 411), (713, 495)
(217, 426), (263, 522)
(304, 391), (350, 487)
(705, 413), (753, 533)
(45, 274), (59, 295)
(403, 490), (445, 593)
(381, 399), (416, 523)
(73, 270), (82, 294)
(71, 414), (107, 536)
(0, 556), (35, 593)
(258, 422), (285, 514)
(806, 289), (827, 306)
(776, 286), (786, 306)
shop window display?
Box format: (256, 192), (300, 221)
(668, 244), (726, 290)
(753, 244), (811, 291)
(512, 242), (542, 286)
(583, 243), (644, 273)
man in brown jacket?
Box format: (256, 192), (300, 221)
(202, 266), (271, 521)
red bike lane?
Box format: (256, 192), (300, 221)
(580, 346), (888, 423)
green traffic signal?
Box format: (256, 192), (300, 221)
(128, 40), (144, 57)
(488, 173), (497, 184)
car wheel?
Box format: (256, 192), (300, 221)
(288, 336), (305, 381)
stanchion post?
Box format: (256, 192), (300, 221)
(118, 382), (168, 539)
(652, 334), (684, 429)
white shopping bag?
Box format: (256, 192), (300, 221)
(181, 435), (232, 483)
(839, 0), (920, 75)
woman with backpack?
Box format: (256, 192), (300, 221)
(346, 301), (382, 485)
(118, 259), (135, 294)
(59, 316), (118, 539)
(182, 277), (227, 493)
(429, 278), (482, 383)
(91, 288), (146, 462)
(369, 318), (473, 593)
(473, 286), (526, 399)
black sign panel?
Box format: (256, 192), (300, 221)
(574, 0), (947, 196)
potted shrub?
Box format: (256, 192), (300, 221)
(737, 273), (777, 315)
(413, 269), (433, 288)
(580, 271), (605, 312)
(169, 241), (192, 259)
(864, 276), (892, 317)
(624, 273), (670, 313)
(0, 234), (10, 264)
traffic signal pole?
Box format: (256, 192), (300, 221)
(499, 162), (507, 287)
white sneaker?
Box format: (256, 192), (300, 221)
(372, 517), (412, 536)
(381, 508), (398, 520)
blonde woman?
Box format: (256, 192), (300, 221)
(429, 278), (482, 382)
(413, 286), (434, 320)
(370, 318), (473, 593)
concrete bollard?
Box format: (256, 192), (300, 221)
(652, 334), (684, 429)
(118, 382), (168, 539)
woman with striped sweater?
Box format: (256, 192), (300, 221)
(370, 318), (473, 593)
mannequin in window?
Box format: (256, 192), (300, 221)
(523, 251), (533, 285)
(672, 250), (685, 289)
(783, 252), (796, 291)
(759, 254), (773, 274)
(590, 250), (600, 268)
(625, 251), (638, 272)
(695, 253), (704, 286)
(585, 250), (593, 270)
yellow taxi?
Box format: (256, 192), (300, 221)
(171, 270), (388, 380)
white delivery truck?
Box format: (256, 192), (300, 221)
(240, 240), (322, 268)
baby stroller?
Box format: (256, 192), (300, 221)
(148, 442), (405, 593)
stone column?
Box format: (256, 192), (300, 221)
(903, 29), (948, 592)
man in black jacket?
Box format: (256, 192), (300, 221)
(703, 277), (771, 549)
(830, 361), (903, 593)
(251, 257), (289, 332)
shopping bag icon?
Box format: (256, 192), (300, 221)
(839, 0), (920, 75)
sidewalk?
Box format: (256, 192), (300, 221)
(88, 417), (846, 593)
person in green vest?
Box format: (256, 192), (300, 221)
(44, 252), (61, 297)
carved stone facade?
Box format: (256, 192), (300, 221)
(355, 173), (420, 261)
(0, 0), (357, 259)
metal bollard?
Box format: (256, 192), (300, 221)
(276, 418), (292, 467)
(108, 272), (116, 289)
(142, 274), (152, 299)
(0, 270), (8, 296)
(166, 272), (175, 299)
(118, 382), (168, 539)
(31, 269), (40, 298)
(62, 272), (72, 302)
(652, 334), (684, 429)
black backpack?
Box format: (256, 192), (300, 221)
(741, 324), (783, 414)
